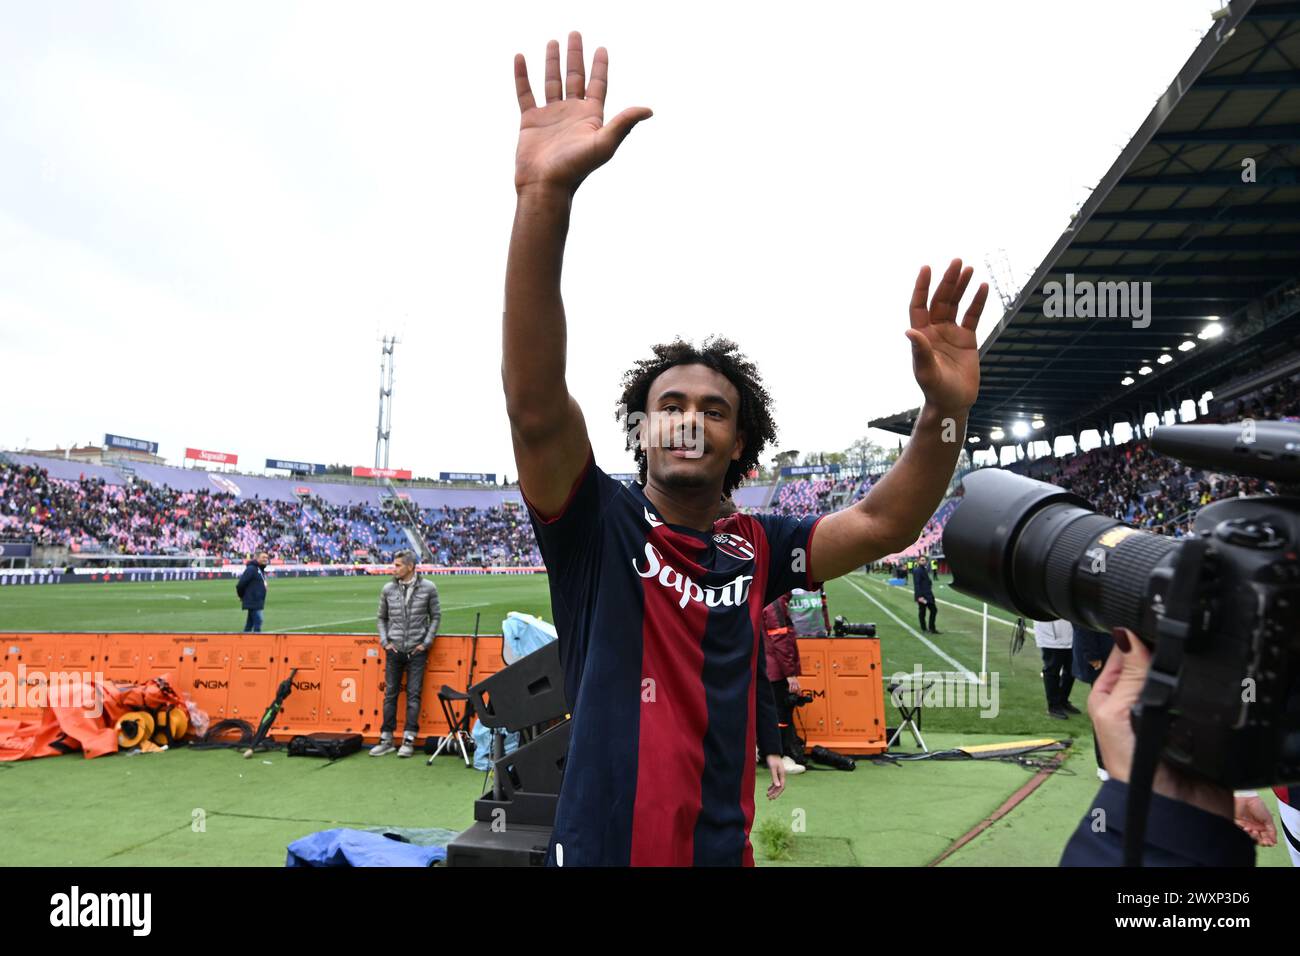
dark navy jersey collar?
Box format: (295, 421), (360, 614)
(627, 480), (718, 542)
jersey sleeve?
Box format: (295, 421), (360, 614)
(753, 512), (826, 607)
(754, 640), (782, 760)
(521, 446), (621, 582)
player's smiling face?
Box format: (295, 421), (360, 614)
(641, 363), (744, 493)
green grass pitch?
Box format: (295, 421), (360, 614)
(5, 570), (1292, 866)
(1, 568), (1081, 735)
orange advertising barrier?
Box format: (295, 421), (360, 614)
(795, 639), (888, 755)
(1, 634), (885, 753)
(0, 634), (502, 744)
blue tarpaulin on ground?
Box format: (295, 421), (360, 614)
(285, 828), (448, 867)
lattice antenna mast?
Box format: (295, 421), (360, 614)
(375, 336), (398, 469)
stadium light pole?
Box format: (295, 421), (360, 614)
(375, 336), (398, 470)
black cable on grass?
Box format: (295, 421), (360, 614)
(868, 741), (1072, 773)
(189, 718), (254, 750)
(1006, 756), (1077, 775)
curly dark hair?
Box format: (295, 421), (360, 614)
(615, 336), (777, 499)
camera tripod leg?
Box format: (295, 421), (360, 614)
(426, 732), (454, 765)
(887, 697), (929, 753)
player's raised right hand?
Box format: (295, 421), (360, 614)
(513, 32), (652, 196)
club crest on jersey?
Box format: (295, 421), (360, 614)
(713, 532), (754, 561)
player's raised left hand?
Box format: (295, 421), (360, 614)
(906, 259), (988, 413)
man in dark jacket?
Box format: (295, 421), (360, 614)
(235, 552), (269, 633)
(912, 555), (938, 634)
(371, 548), (442, 758)
(762, 594), (805, 775)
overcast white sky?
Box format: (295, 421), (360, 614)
(0, 1), (1220, 479)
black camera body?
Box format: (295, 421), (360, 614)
(832, 616), (877, 638)
(943, 421), (1300, 789)
(784, 688), (814, 710)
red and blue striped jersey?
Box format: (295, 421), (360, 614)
(524, 448), (823, 866)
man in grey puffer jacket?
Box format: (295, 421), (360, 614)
(371, 549), (442, 757)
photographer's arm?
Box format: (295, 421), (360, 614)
(811, 263), (987, 582)
(503, 33), (651, 516)
(1060, 631), (1252, 866)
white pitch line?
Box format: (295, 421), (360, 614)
(279, 617), (378, 632)
(843, 577), (981, 684)
(278, 602), (491, 633)
(859, 575), (1018, 627)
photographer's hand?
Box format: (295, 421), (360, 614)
(1234, 793), (1278, 846)
(1091, 628), (1234, 821)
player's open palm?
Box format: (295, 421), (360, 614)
(906, 259), (988, 413)
(514, 32), (652, 195)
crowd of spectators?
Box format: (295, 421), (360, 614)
(1031, 376), (1300, 537)
(770, 475), (871, 517)
(414, 504), (542, 566)
(892, 374), (1300, 558)
(0, 463), (401, 563)
(0, 460), (540, 565)
(7, 376), (1298, 567)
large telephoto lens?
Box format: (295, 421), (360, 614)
(942, 468), (1180, 634)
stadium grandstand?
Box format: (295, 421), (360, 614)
(870, 0), (1300, 556)
(22, 0), (1297, 586)
(0, 452), (536, 568)
(0, 445), (871, 570)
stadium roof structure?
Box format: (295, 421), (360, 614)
(871, 0), (1300, 453)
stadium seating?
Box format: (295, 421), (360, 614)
(768, 475), (870, 516)
(5, 375), (1297, 565)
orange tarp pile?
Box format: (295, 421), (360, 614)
(0, 675), (187, 761)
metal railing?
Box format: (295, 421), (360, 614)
(380, 477), (435, 562)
